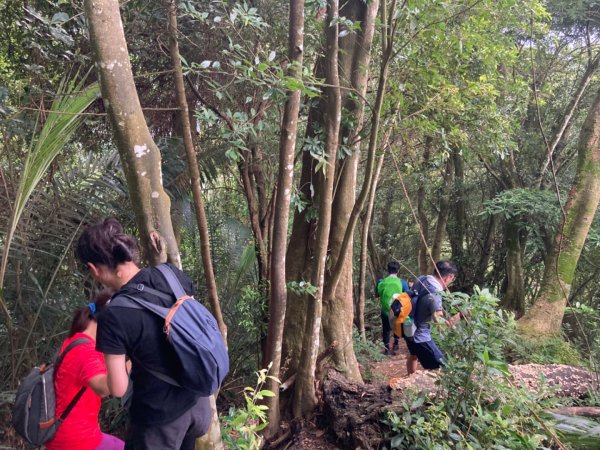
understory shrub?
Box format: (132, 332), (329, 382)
(384, 288), (562, 449)
(220, 365), (278, 450)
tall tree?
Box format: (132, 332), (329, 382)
(263, 0), (305, 435)
(292, 0), (341, 417)
(165, 0), (226, 342)
(84, 0), (224, 446)
(84, 0), (178, 267)
(283, 0), (379, 391)
(519, 85), (600, 336)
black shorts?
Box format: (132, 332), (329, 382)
(405, 338), (445, 370)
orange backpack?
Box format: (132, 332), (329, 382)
(388, 292), (413, 337)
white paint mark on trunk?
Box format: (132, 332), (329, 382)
(134, 144), (149, 157)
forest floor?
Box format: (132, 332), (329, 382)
(278, 342), (415, 449)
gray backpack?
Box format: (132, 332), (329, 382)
(12, 337), (90, 445)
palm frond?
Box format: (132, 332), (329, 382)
(0, 76), (99, 331)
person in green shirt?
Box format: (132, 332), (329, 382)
(377, 261), (409, 355)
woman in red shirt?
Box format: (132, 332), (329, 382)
(45, 290), (124, 450)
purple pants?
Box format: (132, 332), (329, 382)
(95, 433), (125, 450)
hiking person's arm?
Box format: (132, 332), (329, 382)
(104, 354), (129, 397)
(88, 374), (110, 397)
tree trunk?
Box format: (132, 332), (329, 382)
(321, 0), (379, 383)
(473, 213), (498, 287)
(262, 0), (305, 435)
(282, 0), (378, 389)
(357, 155), (385, 339)
(429, 157), (454, 271)
(417, 143), (430, 275)
(84, 0), (178, 267)
(448, 148), (465, 269)
(293, 0), (341, 417)
(166, 0), (226, 342)
(519, 86), (600, 336)
(501, 219), (526, 317)
(86, 1), (224, 447)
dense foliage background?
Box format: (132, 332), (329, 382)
(1, 0), (599, 448)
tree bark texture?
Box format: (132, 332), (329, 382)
(293, 0), (341, 418)
(448, 148), (466, 270)
(84, 0), (178, 267)
(519, 86), (600, 336)
(263, 0), (305, 435)
(282, 0), (378, 388)
(321, 0), (379, 383)
(501, 219), (526, 317)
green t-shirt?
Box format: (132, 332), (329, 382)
(378, 275), (404, 313)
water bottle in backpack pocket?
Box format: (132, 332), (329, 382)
(403, 315), (416, 338)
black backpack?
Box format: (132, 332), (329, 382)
(111, 264), (229, 396)
(12, 337), (90, 445)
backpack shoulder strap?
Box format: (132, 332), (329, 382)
(109, 294), (171, 319)
(54, 337), (92, 367)
(53, 337), (92, 422)
(155, 264), (188, 300)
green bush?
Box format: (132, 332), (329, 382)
(220, 365), (278, 450)
(383, 288), (562, 449)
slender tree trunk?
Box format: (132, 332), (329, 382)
(429, 157), (454, 271)
(519, 86), (600, 336)
(448, 148), (466, 269)
(239, 158), (269, 283)
(358, 155), (385, 339)
(502, 219), (526, 317)
(84, 0), (178, 267)
(417, 143), (430, 275)
(293, 0), (340, 417)
(262, 0), (305, 435)
(474, 213), (498, 287)
(166, 0), (226, 342)
(325, 0), (388, 299)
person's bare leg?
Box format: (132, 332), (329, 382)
(407, 355), (418, 375)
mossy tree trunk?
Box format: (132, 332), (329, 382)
(519, 86), (600, 336)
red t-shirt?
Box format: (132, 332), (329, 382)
(45, 333), (106, 450)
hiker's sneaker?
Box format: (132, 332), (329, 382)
(392, 343), (400, 352)
(383, 348), (390, 356)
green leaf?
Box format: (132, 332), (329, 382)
(258, 389), (275, 397)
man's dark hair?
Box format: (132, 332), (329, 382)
(435, 260), (458, 277)
(76, 217), (140, 270)
(387, 261), (400, 274)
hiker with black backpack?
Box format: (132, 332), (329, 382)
(44, 289), (124, 450)
(75, 218), (224, 450)
(405, 260), (459, 375)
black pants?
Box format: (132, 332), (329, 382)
(125, 396), (211, 450)
(381, 311), (400, 349)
